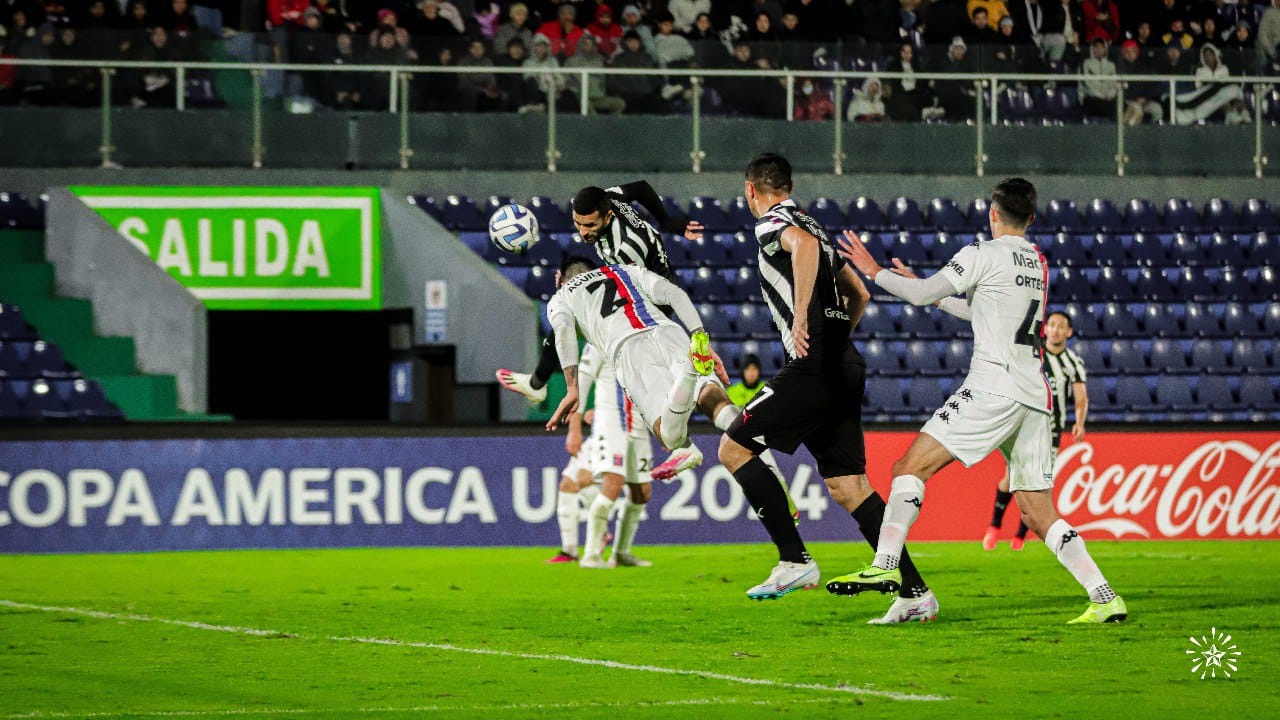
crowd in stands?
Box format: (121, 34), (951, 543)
(2, 1), (1278, 122)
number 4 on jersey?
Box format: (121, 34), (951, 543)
(1015, 298), (1043, 353)
(586, 279), (629, 318)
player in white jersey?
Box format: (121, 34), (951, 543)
(832, 178), (1127, 624)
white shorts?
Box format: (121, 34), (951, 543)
(614, 324), (692, 436)
(562, 431), (598, 480)
(920, 386), (1055, 492)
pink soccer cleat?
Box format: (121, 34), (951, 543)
(545, 551), (577, 564)
(1010, 536), (1026, 551)
(982, 526), (1000, 551)
(651, 445), (704, 481)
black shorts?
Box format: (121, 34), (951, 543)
(1052, 432), (1062, 450)
(726, 346), (866, 478)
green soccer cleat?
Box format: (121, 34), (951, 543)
(1067, 596), (1128, 624)
(825, 565), (902, 596)
(689, 330), (714, 376)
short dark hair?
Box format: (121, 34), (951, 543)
(991, 177), (1036, 228)
(559, 254), (594, 279)
(1047, 310), (1072, 328)
(571, 186), (611, 216)
(745, 152), (793, 194)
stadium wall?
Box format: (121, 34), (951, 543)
(1, 429), (1275, 553)
(43, 189), (208, 414)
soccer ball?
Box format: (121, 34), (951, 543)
(488, 203), (540, 254)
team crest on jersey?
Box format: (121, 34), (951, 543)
(613, 454), (625, 466)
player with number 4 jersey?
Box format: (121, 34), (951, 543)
(834, 177), (1126, 624)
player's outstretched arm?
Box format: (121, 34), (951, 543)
(781, 227), (820, 358)
(837, 231), (958, 307)
(611, 180), (699, 239)
(837, 264), (871, 330)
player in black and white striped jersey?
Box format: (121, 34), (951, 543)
(984, 310), (1089, 550)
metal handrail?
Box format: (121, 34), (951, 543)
(1, 57), (1273, 176)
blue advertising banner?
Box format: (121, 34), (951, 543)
(0, 434), (850, 553)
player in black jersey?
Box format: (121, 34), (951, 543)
(719, 153), (936, 622)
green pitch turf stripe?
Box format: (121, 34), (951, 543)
(0, 600), (949, 704)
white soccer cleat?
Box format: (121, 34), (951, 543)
(579, 553), (616, 569)
(651, 444), (704, 481)
(866, 590), (939, 624)
(495, 369), (546, 403)
(613, 552), (652, 567)
(745, 560), (821, 600)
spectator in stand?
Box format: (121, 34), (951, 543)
(1173, 42), (1241, 123)
(267, 0), (308, 63)
(77, 0), (114, 59)
(968, 7), (1001, 44)
(1060, 0), (1083, 52)
(1153, 0), (1190, 35)
(1194, 14), (1219, 47)
(994, 13), (1045, 71)
(494, 38), (532, 111)
(777, 8), (809, 69)
(1082, 0), (1119, 43)
(1223, 21), (1254, 72)
(536, 3), (583, 58)
(413, 0), (464, 57)
(458, 38), (505, 111)
(1159, 38), (1189, 75)
(727, 353), (766, 405)
(0, 36), (16, 105)
(1079, 37), (1117, 116)
(719, 40), (783, 117)
(935, 36), (975, 119)
(130, 26), (178, 108)
(291, 7), (335, 100)
(848, 77), (887, 121)
(418, 46), (461, 111)
(793, 77), (833, 119)
(566, 33), (627, 113)
(1133, 20), (1157, 57)
(493, 3), (533, 56)
(116, 1), (150, 59)
(15, 22), (52, 105)
(884, 42), (926, 121)
(1117, 39), (1163, 124)
(742, 0), (786, 25)
(650, 10), (695, 67)
(473, 2), (502, 39)
(619, 5), (651, 47)
(1259, 0), (1280, 68)
(1012, 0), (1068, 61)
(687, 12), (728, 67)
(924, 0), (972, 45)
(586, 4), (623, 57)
(369, 9), (411, 51)
(745, 10), (779, 65)
(50, 27), (98, 106)
(325, 33), (371, 110)
(898, 0), (926, 47)
(669, 0), (710, 33)
(311, 0), (354, 33)
(1163, 17), (1195, 49)
(608, 30), (660, 113)
(967, 0), (1009, 27)
(523, 33), (571, 110)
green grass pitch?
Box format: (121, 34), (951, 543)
(2, 540), (1278, 719)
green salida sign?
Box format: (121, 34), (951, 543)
(70, 186), (381, 310)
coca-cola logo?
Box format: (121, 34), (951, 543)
(1055, 440), (1280, 539)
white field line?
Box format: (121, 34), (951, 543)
(0, 600), (948, 704)
(7, 697), (852, 719)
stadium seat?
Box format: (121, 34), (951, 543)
(1256, 266), (1280, 300)
(966, 198), (991, 229)
(1086, 376), (1113, 409)
(930, 232), (964, 264)
(441, 195), (483, 230)
(528, 196), (572, 232)
(1182, 303), (1222, 336)
(927, 198), (967, 230)
(483, 195), (512, 216)
(1063, 303), (1102, 335)
(66, 379), (124, 420)
(943, 340), (970, 374)
(1196, 375), (1239, 410)
(1205, 232), (1248, 266)
(847, 197), (885, 230)
(1191, 339), (1231, 372)
(1232, 338), (1272, 372)
(1263, 303), (1280, 335)
(904, 340), (948, 376)
(907, 377), (948, 412)
(1108, 339), (1147, 374)
(1162, 198), (1199, 230)
(735, 303), (774, 339)
(685, 236), (728, 266)
(807, 198), (844, 228)
(1244, 231), (1275, 265)
(865, 377), (909, 413)
(729, 267), (760, 302)
(407, 194), (443, 222)
(689, 196), (731, 231)
(1240, 375), (1280, 411)
(1136, 268), (1176, 301)
(861, 340), (892, 374)
(691, 267), (730, 302)
(1084, 198), (1122, 231)
(898, 305), (939, 338)
(1141, 304), (1178, 336)
(1056, 267), (1091, 301)
(1149, 339), (1190, 374)
(1115, 376), (1156, 412)
(1043, 199), (1082, 231)
(1169, 233), (1206, 266)
(885, 232), (930, 265)
(522, 266), (555, 301)
(496, 266), (530, 289)
(717, 232), (756, 266)
(1096, 267), (1133, 301)
(1089, 234), (1125, 266)
(24, 378), (75, 419)
(1100, 302), (1140, 335)
(0, 192), (43, 229)
(0, 304), (34, 341)
(1122, 199), (1160, 231)
(1203, 198), (1238, 231)
(1155, 376), (1197, 412)
(0, 379), (34, 419)
(1241, 198), (1279, 230)
(726, 197), (756, 229)
(887, 197), (925, 229)
(856, 304), (895, 337)
(1222, 303), (1256, 336)
(698, 304), (734, 337)
(1127, 233), (1167, 266)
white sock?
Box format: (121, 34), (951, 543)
(714, 404), (741, 431)
(583, 494), (613, 559)
(658, 365), (699, 448)
(612, 497), (644, 556)
(1044, 519), (1117, 603)
(556, 490), (579, 555)
(578, 484), (600, 521)
(874, 475), (925, 570)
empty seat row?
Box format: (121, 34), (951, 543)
(0, 340), (80, 379)
(1088, 375), (1280, 414)
(0, 378), (123, 421)
(1063, 302), (1280, 338)
(1076, 338), (1275, 375)
(0, 303), (37, 341)
(1056, 266), (1280, 302)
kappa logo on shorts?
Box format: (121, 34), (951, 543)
(959, 389), (974, 401)
(937, 411), (951, 424)
(947, 401), (960, 411)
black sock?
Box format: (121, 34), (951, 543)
(530, 334), (561, 390)
(990, 490), (1013, 528)
(852, 493), (928, 598)
(1016, 519), (1030, 540)
(733, 457), (810, 564)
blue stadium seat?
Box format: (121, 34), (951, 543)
(807, 198), (844, 228)
(1183, 303), (1222, 336)
(847, 197), (885, 230)
(1096, 267), (1134, 301)
(1196, 375), (1239, 410)
(523, 266), (556, 301)
(856, 304), (896, 337)
(1043, 199), (1082, 231)
(686, 236), (728, 266)
(1127, 233), (1167, 266)
(689, 196), (731, 231)
(407, 194), (443, 222)
(735, 303), (774, 339)
(1262, 303), (1280, 335)
(862, 340), (892, 374)
(1108, 339), (1147, 373)
(1170, 233), (1206, 266)
(497, 266), (530, 289)
(1240, 375), (1280, 412)
(1100, 302), (1140, 335)
(907, 377), (948, 412)
(727, 197), (755, 229)
(0, 379), (34, 419)
(1192, 339), (1231, 372)
(865, 377), (909, 413)
(0, 192), (44, 229)
(664, 240), (696, 267)
(53, 379), (122, 419)
(528, 196), (572, 233)
(1241, 199), (1279, 230)
(1122, 198), (1161, 231)
(1155, 376), (1197, 412)
(729, 267), (760, 302)
(1232, 338), (1272, 372)
(1064, 303), (1102, 335)
(441, 195), (483, 230)
(898, 305), (939, 338)
(1115, 376), (1155, 411)
(691, 267), (730, 302)
(1162, 198), (1199, 230)
(1203, 198), (1238, 231)
(483, 195), (512, 216)
(1089, 233), (1126, 266)
(1211, 267), (1252, 301)
(0, 304), (34, 341)
(967, 198), (991, 229)
(1084, 198), (1122, 231)
(928, 198), (967, 230)
(1243, 232), (1275, 265)
(885, 232), (930, 265)
(1141, 304), (1178, 336)
(717, 232), (756, 266)
(1205, 232), (1248, 266)
(698, 303), (734, 337)
(943, 340), (970, 374)
(1086, 376), (1113, 410)
(24, 378), (74, 419)
(904, 340), (948, 376)
(1222, 302), (1257, 336)
(1149, 339), (1190, 374)
(1256, 266), (1280, 300)
(1056, 267), (1090, 301)
(887, 197), (925, 229)
(1136, 268), (1176, 300)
